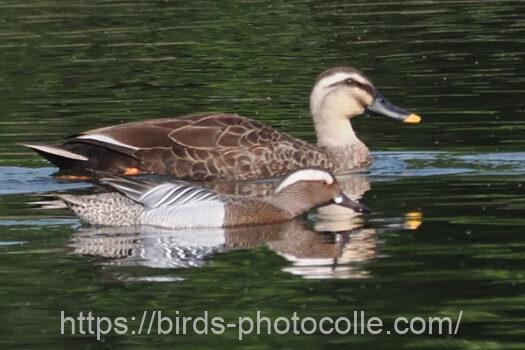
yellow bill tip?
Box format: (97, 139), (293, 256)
(403, 113), (421, 124)
(405, 211), (423, 230)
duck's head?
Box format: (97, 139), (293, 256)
(274, 168), (370, 214)
(310, 67), (421, 126)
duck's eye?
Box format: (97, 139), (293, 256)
(345, 79), (356, 86)
(322, 180), (328, 185)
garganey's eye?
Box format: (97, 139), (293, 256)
(345, 78), (356, 86)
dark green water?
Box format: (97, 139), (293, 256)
(1, 0), (525, 349)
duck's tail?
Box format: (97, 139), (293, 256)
(22, 143), (88, 169)
(56, 194), (88, 208)
(56, 194), (91, 224)
(56, 192), (142, 226)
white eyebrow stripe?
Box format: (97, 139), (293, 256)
(275, 169), (334, 193)
(317, 72), (370, 89)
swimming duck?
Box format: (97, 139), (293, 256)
(25, 67), (421, 181)
(58, 168), (369, 228)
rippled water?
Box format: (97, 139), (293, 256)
(1, 0), (525, 349)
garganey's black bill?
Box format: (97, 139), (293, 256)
(333, 193), (371, 214)
(366, 91), (421, 124)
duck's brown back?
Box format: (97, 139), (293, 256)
(66, 113), (336, 180)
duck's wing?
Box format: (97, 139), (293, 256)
(70, 113), (276, 156)
(60, 113), (319, 179)
(100, 175), (220, 209)
(164, 113), (285, 148)
(70, 117), (189, 158)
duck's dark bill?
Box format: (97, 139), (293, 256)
(333, 194), (371, 214)
(366, 91), (421, 124)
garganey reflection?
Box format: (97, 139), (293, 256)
(68, 212), (423, 280)
(69, 219), (376, 279)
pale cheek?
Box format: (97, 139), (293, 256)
(345, 97), (365, 118)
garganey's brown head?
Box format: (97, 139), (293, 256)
(275, 168), (370, 213)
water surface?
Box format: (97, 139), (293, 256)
(1, 0), (525, 349)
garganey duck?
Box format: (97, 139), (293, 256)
(58, 168), (369, 228)
(25, 67), (421, 181)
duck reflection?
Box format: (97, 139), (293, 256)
(70, 218), (377, 279)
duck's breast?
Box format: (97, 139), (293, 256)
(139, 201), (226, 229)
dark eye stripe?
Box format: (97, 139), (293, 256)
(354, 81), (375, 97)
(329, 79), (375, 97)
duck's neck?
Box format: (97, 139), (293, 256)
(265, 191), (316, 218)
(313, 111), (370, 171)
(313, 108), (362, 148)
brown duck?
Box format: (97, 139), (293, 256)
(24, 67), (421, 181)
